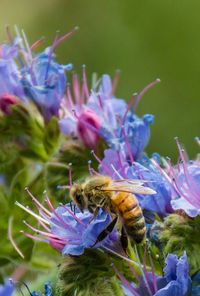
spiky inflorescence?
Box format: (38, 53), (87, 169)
(159, 213), (200, 275)
(55, 249), (126, 296)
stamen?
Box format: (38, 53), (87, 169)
(8, 217), (25, 259)
(102, 246), (140, 267)
(123, 92), (138, 123)
(59, 204), (87, 227)
(127, 262), (141, 284)
(21, 29), (32, 62)
(121, 124), (134, 164)
(133, 244), (153, 296)
(15, 201), (50, 225)
(82, 65), (89, 101)
(97, 94), (104, 110)
(66, 83), (74, 110)
(52, 26), (79, 51)
(44, 194), (75, 232)
(111, 263), (141, 296)
(133, 78), (161, 111)
(112, 69), (121, 95)
(88, 160), (100, 176)
(23, 220), (56, 239)
(30, 37), (45, 51)
(73, 73), (81, 104)
(20, 231), (48, 243)
(110, 164), (123, 180)
(5, 25), (13, 44)
(151, 159), (173, 185)
(117, 152), (126, 178)
(175, 137), (200, 207)
(91, 150), (113, 176)
(25, 187), (51, 217)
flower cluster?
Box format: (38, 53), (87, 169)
(1, 28), (200, 296)
(0, 27), (74, 121)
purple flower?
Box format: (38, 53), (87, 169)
(0, 279), (14, 296)
(119, 252), (190, 296)
(97, 148), (173, 217)
(22, 47), (72, 122)
(59, 69), (101, 149)
(0, 28), (76, 122)
(16, 189), (119, 257)
(59, 72), (159, 156)
(156, 253), (190, 296)
(0, 38), (25, 100)
(152, 138), (200, 218)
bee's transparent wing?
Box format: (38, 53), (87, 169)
(103, 181), (156, 195)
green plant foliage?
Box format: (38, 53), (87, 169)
(160, 214), (200, 275)
(55, 250), (126, 296)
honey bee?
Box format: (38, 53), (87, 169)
(70, 176), (156, 248)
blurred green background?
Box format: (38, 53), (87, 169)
(0, 0), (200, 160)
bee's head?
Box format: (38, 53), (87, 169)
(70, 184), (87, 212)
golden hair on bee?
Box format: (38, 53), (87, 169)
(70, 175), (156, 244)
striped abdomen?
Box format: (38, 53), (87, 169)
(111, 192), (146, 243)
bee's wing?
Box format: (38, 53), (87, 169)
(103, 183), (156, 195)
(113, 179), (155, 185)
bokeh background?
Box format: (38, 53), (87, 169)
(1, 0), (200, 160)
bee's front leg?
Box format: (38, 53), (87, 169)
(91, 216), (118, 247)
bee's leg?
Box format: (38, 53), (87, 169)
(73, 204), (76, 215)
(88, 206), (100, 223)
(92, 216), (118, 247)
(120, 226), (128, 254)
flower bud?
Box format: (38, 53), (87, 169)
(77, 109), (100, 150)
(0, 93), (18, 114)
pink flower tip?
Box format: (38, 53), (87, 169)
(77, 109), (101, 150)
(0, 93), (18, 114)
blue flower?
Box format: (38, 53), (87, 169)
(0, 279), (14, 296)
(22, 48), (72, 122)
(155, 253), (190, 296)
(0, 29), (74, 121)
(120, 253), (190, 296)
(50, 205), (118, 256)
(152, 139), (200, 218)
(0, 38), (25, 100)
(17, 190), (119, 257)
(102, 112), (154, 162)
(59, 72), (156, 157)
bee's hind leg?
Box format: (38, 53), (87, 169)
(120, 226), (128, 254)
(91, 216), (118, 247)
